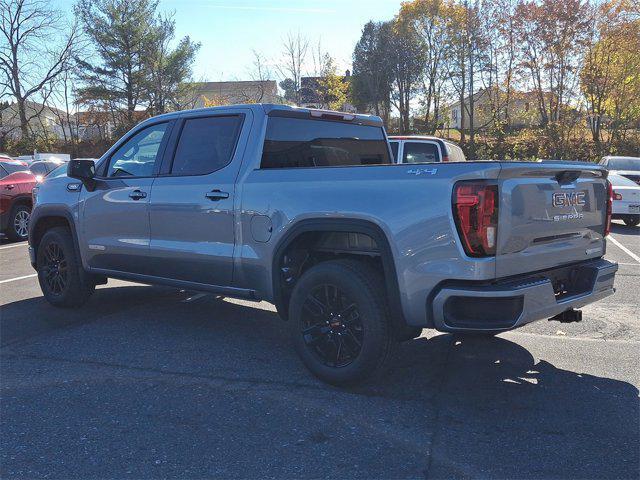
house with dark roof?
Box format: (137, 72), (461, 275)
(190, 80), (279, 107)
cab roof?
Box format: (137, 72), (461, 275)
(147, 103), (384, 127)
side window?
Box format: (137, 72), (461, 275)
(402, 142), (440, 163)
(0, 165), (7, 179)
(171, 116), (242, 176)
(107, 123), (168, 178)
(389, 141), (399, 162)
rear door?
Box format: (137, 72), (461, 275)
(146, 110), (249, 286)
(495, 162), (608, 278)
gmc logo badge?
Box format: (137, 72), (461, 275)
(552, 191), (586, 208)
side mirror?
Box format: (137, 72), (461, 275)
(67, 159), (96, 190)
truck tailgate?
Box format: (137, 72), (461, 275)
(496, 162), (608, 278)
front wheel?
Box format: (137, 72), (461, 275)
(37, 227), (95, 307)
(288, 259), (396, 386)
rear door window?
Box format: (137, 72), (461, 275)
(261, 117), (391, 168)
(170, 115), (243, 176)
(402, 142), (440, 163)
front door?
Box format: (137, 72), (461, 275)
(147, 113), (246, 286)
(80, 122), (171, 274)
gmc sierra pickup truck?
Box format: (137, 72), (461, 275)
(29, 104), (618, 385)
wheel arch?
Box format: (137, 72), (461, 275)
(29, 206), (81, 268)
(10, 194), (33, 209)
(272, 218), (404, 324)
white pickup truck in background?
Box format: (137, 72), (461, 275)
(388, 135), (467, 163)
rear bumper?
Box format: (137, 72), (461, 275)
(430, 258), (618, 332)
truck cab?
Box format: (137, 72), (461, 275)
(388, 136), (466, 164)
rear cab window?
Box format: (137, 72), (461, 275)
(260, 117), (391, 168)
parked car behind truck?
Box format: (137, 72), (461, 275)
(388, 136), (466, 163)
(29, 104), (617, 385)
(1, 159), (37, 241)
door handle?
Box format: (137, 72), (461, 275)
(5, 184), (15, 190)
(129, 190), (147, 200)
(205, 190), (229, 201)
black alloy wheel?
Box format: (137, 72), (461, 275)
(288, 259), (396, 386)
(300, 283), (364, 368)
(37, 227), (95, 307)
(41, 240), (68, 296)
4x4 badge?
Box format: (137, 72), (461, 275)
(407, 167), (438, 176)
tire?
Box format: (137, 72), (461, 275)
(6, 204), (31, 241)
(37, 227), (95, 307)
(623, 216), (639, 227)
(288, 259), (397, 386)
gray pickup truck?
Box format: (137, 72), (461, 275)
(29, 104), (618, 385)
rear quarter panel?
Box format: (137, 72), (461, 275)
(236, 161), (503, 326)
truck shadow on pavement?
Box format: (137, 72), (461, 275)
(1, 286), (638, 479)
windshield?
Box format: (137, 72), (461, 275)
(48, 164), (68, 178)
(606, 158), (640, 171)
(30, 162), (51, 176)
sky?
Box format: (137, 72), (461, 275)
(52, 0), (404, 83)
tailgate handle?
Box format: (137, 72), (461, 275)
(555, 170), (580, 184)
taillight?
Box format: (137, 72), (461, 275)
(605, 180), (613, 236)
(452, 182), (499, 257)
(613, 191), (622, 200)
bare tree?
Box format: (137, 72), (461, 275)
(277, 31), (309, 105)
(45, 68), (80, 155)
(237, 50), (273, 103)
(0, 0), (78, 139)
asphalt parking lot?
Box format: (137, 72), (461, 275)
(1, 222), (638, 479)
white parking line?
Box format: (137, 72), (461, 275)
(0, 242), (28, 250)
(608, 235), (640, 264)
(0, 273), (37, 284)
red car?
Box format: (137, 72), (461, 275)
(0, 159), (37, 241)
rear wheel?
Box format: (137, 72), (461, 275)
(6, 204), (30, 241)
(288, 259), (396, 386)
(37, 227), (95, 307)
(623, 216), (639, 227)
